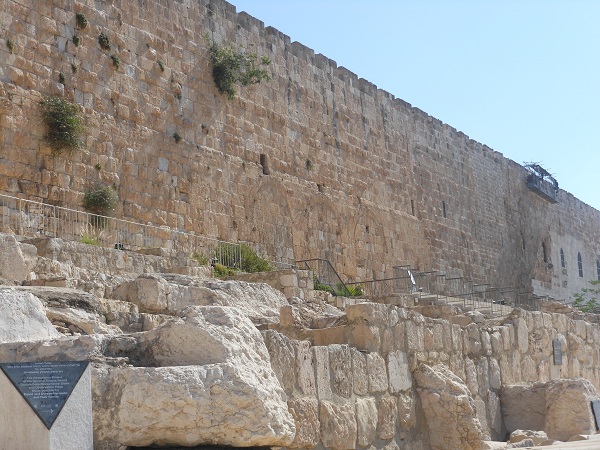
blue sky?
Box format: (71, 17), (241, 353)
(231, 0), (600, 211)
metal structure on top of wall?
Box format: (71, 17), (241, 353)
(524, 163), (559, 203)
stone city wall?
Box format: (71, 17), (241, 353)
(263, 302), (600, 449)
(1, 0), (599, 300)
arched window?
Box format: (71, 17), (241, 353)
(578, 252), (583, 278)
(560, 248), (565, 268)
(542, 242), (547, 263)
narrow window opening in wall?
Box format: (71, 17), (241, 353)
(442, 201), (447, 218)
(411, 200), (415, 216)
(560, 248), (565, 268)
(542, 242), (547, 263)
(578, 252), (583, 277)
(259, 154), (270, 175)
(522, 237), (526, 250)
(365, 225), (370, 233)
(597, 259), (600, 280)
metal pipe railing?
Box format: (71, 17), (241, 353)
(0, 193), (242, 269)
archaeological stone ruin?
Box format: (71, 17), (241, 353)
(1, 0), (600, 449)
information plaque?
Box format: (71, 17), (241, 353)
(552, 338), (562, 365)
(592, 400), (600, 431)
(0, 361), (88, 429)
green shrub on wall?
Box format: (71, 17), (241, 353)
(208, 40), (271, 100)
(82, 186), (118, 227)
(40, 96), (84, 154)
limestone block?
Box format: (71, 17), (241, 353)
(263, 330), (296, 395)
(481, 330), (491, 356)
(500, 384), (547, 433)
(513, 318), (529, 353)
(0, 288), (60, 342)
(474, 397), (491, 441)
(313, 346), (332, 400)
(392, 320), (406, 351)
(366, 352), (388, 393)
(545, 378), (598, 441)
(414, 363), (484, 450)
(397, 393), (415, 430)
(500, 325), (513, 350)
(355, 397), (377, 447)
(509, 429), (548, 446)
(487, 391), (504, 439)
(348, 325), (380, 352)
(112, 274), (169, 314)
(406, 321), (425, 352)
(490, 331), (503, 355)
(93, 364), (295, 448)
(329, 344), (352, 398)
(489, 358), (501, 389)
(296, 340), (317, 396)
(351, 348), (368, 396)
(451, 314), (473, 326)
(0, 234), (37, 281)
(319, 401), (357, 450)
(377, 396), (398, 440)
(46, 306), (121, 336)
(451, 323), (463, 352)
(388, 350), (411, 393)
(288, 397), (320, 448)
(507, 439), (534, 448)
(346, 302), (388, 326)
(466, 323), (482, 355)
(476, 358), (490, 397)
(521, 355), (537, 382)
(464, 358), (479, 397)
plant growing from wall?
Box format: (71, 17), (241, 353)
(173, 132), (182, 143)
(72, 35), (81, 47)
(208, 39), (271, 100)
(98, 32), (110, 51)
(6, 39), (15, 53)
(76, 13), (88, 29)
(110, 54), (120, 68)
(190, 251), (208, 266)
(40, 96), (84, 154)
(58, 72), (66, 84)
(83, 185), (118, 227)
(572, 280), (600, 312)
(71, 63), (78, 74)
(157, 60), (165, 72)
(213, 242), (272, 274)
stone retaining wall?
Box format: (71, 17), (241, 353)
(264, 302), (600, 448)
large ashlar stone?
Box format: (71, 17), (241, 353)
(501, 379), (598, 441)
(95, 306), (295, 448)
(397, 392), (415, 430)
(355, 397), (377, 447)
(329, 345), (352, 398)
(113, 274), (287, 323)
(296, 340), (317, 396)
(0, 234), (37, 281)
(351, 348), (368, 396)
(377, 396), (398, 440)
(388, 350), (411, 393)
(545, 378), (598, 441)
(288, 397), (320, 448)
(0, 288), (61, 342)
(414, 363), (484, 450)
(263, 330), (296, 395)
(313, 346), (332, 400)
(319, 400), (357, 450)
(366, 352), (388, 393)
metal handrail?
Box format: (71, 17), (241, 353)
(297, 258), (352, 296)
(0, 193), (242, 268)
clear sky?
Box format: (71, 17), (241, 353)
(230, 0), (600, 211)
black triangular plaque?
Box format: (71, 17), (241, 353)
(0, 361), (88, 429)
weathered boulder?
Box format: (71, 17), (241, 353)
(0, 234), (37, 281)
(502, 379), (599, 441)
(414, 363), (484, 450)
(508, 429), (548, 446)
(94, 306), (295, 448)
(112, 274), (288, 323)
(288, 397), (320, 448)
(355, 397), (377, 447)
(0, 288), (61, 342)
(545, 378), (598, 441)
